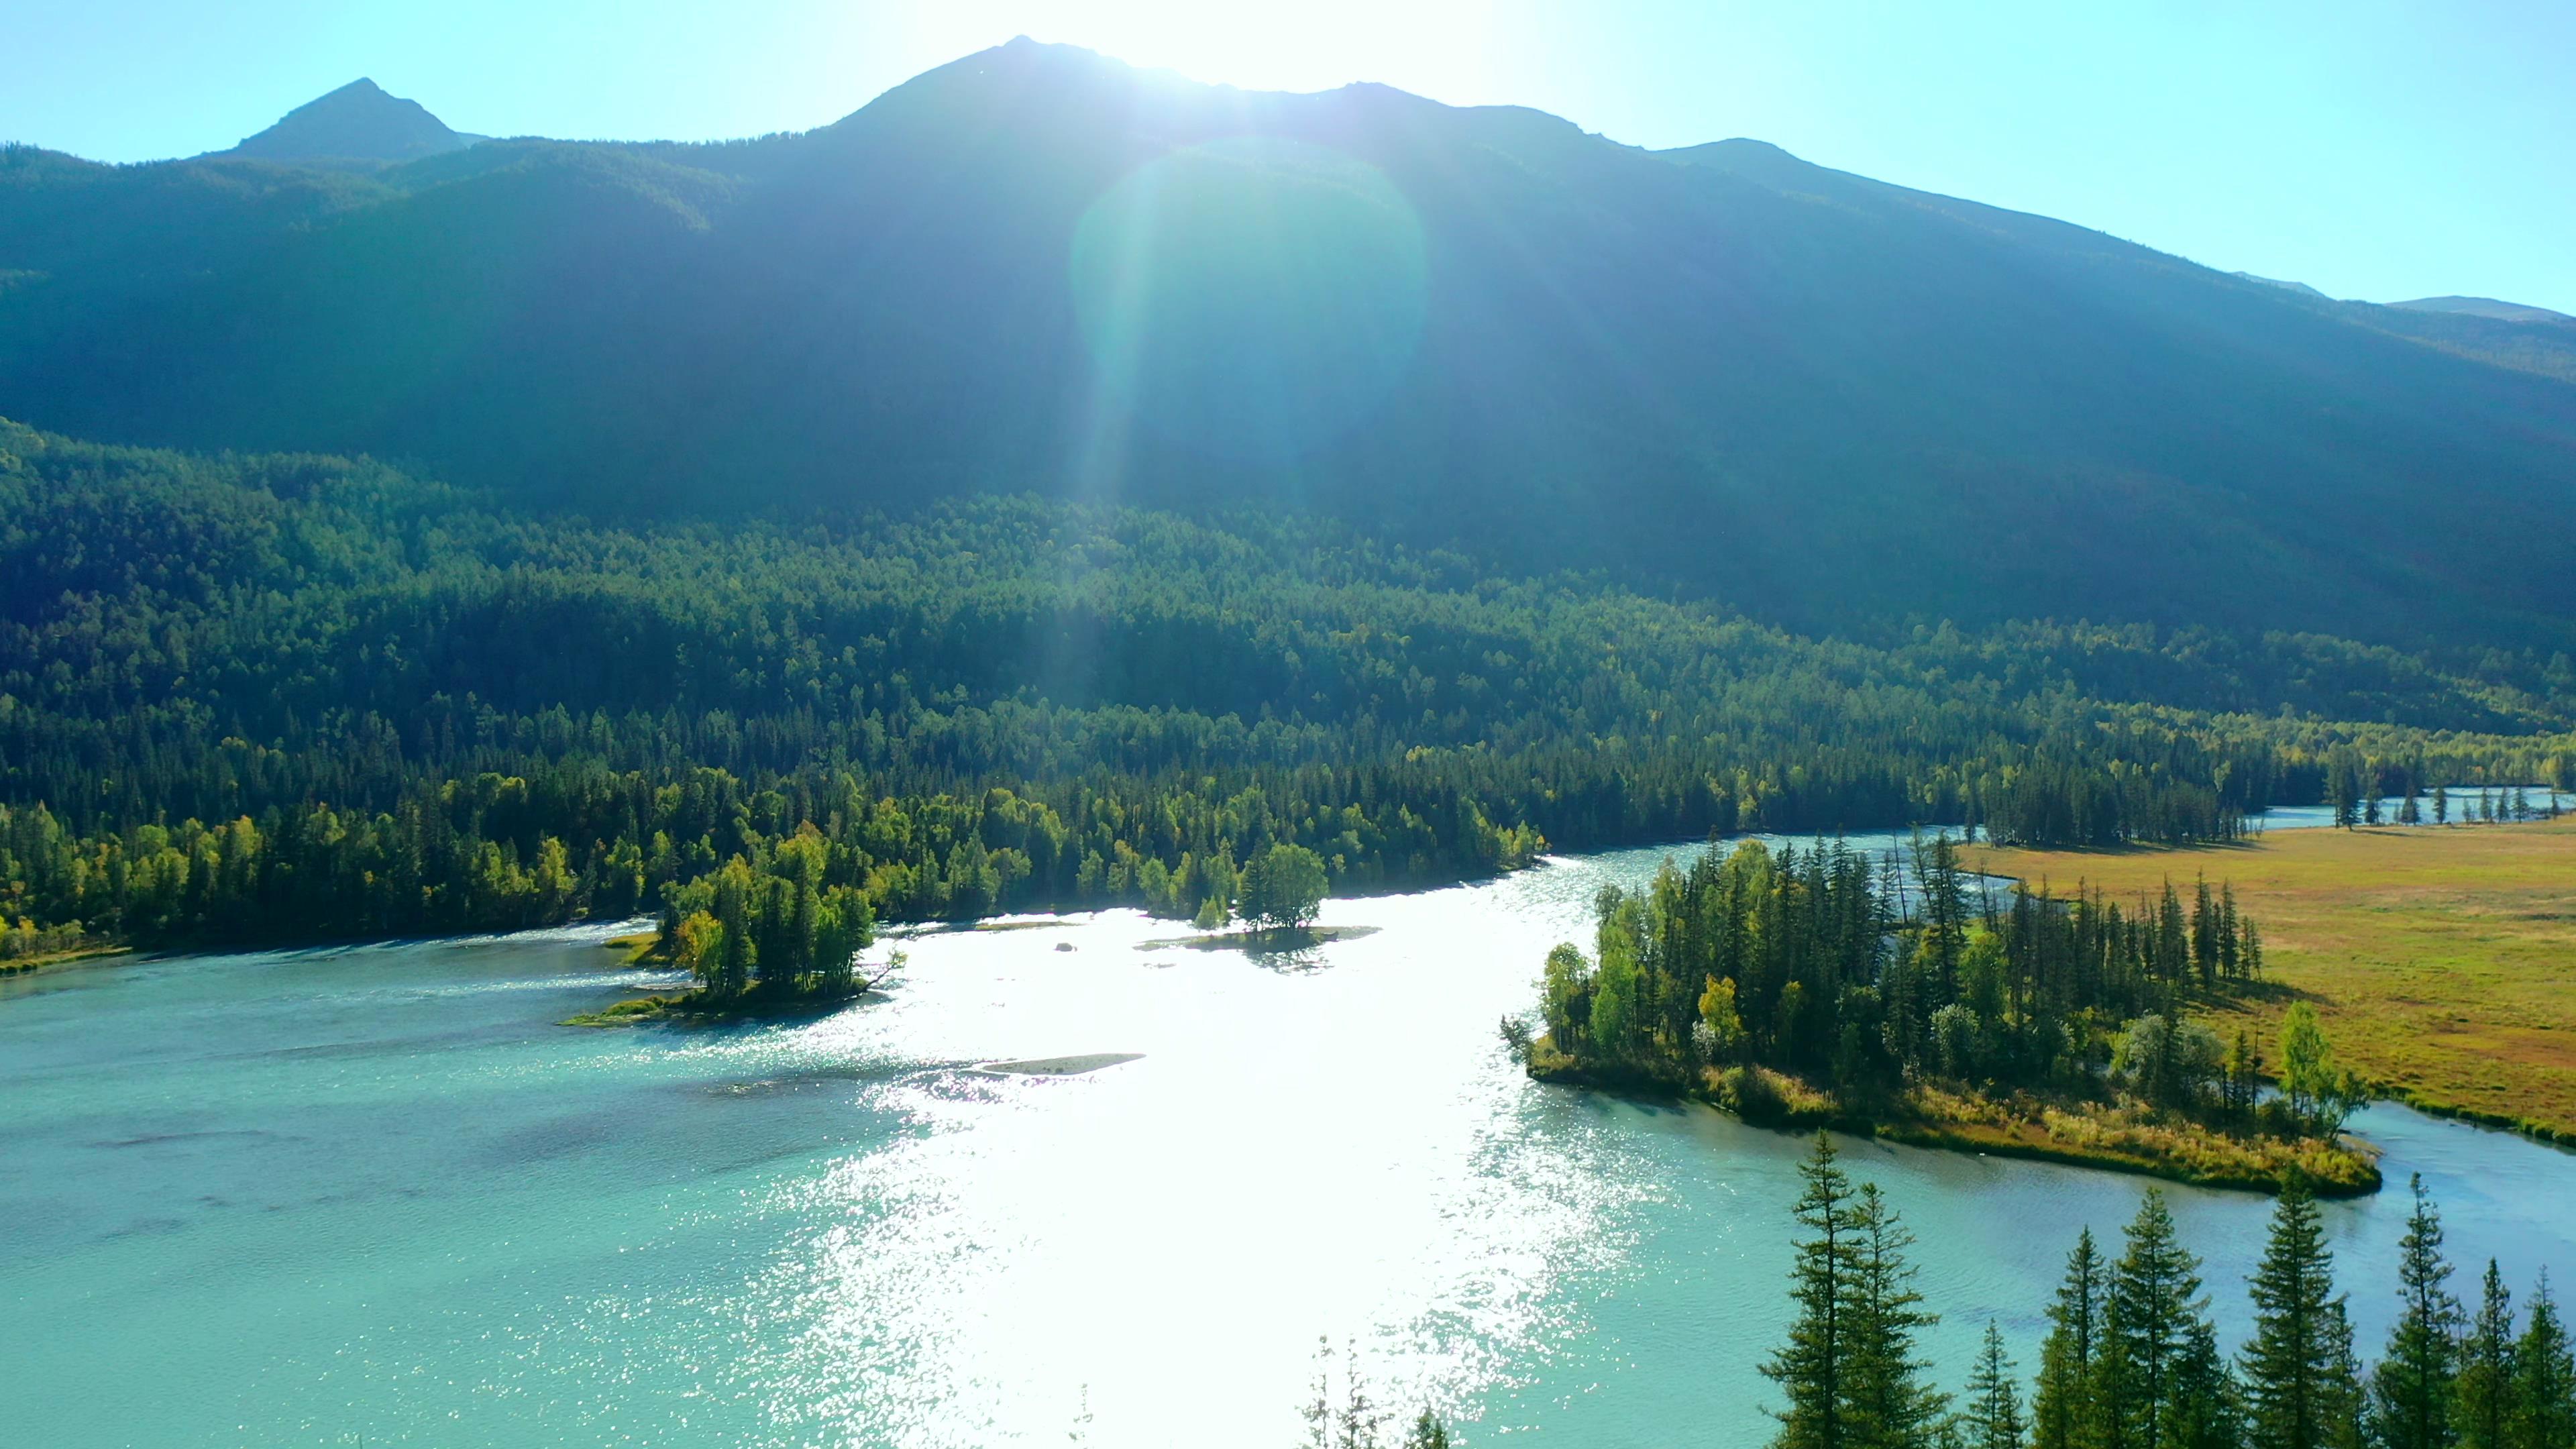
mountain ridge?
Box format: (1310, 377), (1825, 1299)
(2390, 294), (2573, 326)
(2, 40), (2571, 653)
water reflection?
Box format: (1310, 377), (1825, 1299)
(4, 844), (2574, 1446)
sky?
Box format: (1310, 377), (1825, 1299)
(7, 1), (2572, 314)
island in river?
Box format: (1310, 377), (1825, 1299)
(1521, 830), (2382, 1195)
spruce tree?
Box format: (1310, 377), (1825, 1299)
(2369, 1175), (2465, 1449)
(2162, 1319), (2245, 1449)
(2102, 1189), (2212, 1449)
(1768, 1131), (1865, 1449)
(2512, 1273), (2576, 1449)
(2241, 1179), (2362, 1449)
(2457, 1263), (2516, 1449)
(1845, 1182), (1947, 1449)
(2034, 1230), (2107, 1449)
(1965, 1322), (2029, 1449)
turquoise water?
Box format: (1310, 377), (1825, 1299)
(9, 841), (2576, 1447)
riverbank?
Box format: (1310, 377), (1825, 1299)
(560, 986), (872, 1028)
(0, 945), (131, 978)
(1525, 1039), (2381, 1195)
(1970, 816), (2576, 1145)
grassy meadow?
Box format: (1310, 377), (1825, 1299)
(1970, 817), (2576, 1141)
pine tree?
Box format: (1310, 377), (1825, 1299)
(2369, 1175), (2465, 1449)
(1401, 1409), (1451, 1449)
(2457, 1262), (2516, 1449)
(1964, 1322), (2028, 1449)
(2163, 1319), (2244, 1449)
(1768, 1131), (1866, 1449)
(1845, 1181), (1947, 1449)
(2241, 1179), (2362, 1449)
(2512, 1273), (2576, 1449)
(2035, 1230), (2107, 1449)
(2102, 1189), (2212, 1449)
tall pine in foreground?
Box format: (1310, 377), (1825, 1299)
(2512, 1273), (2576, 1449)
(1769, 1132), (1865, 1449)
(2369, 1175), (2464, 1449)
(2241, 1179), (2363, 1449)
(2033, 1230), (2105, 1449)
(2101, 1189), (2214, 1449)
(1963, 1322), (2027, 1449)
(2456, 1263), (2516, 1449)
(1846, 1182), (1947, 1449)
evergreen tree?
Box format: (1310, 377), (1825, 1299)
(2370, 1175), (2465, 1449)
(1847, 1182), (1947, 1449)
(2241, 1179), (2362, 1449)
(2512, 1273), (2576, 1449)
(2457, 1262), (2517, 1449)
(1401, 1409), (1452, 1449)
(2102, 1189), (2212, 1449)
(2035, 1229), (2107, 1449)
(2162, 1320), (2244, 1449)
(1964, 1322), (2029, 1449)
(1768, 1131), (1866, 1449)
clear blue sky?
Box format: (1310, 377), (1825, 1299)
(9, 1), (2571, 313)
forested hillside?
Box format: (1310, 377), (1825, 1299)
(4, 39), (2575, 649)
(1, 421), (2571, 953)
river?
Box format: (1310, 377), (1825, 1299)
(7, 827), (2575, 1446)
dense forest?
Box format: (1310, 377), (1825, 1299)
(2, 419), (2574, 956)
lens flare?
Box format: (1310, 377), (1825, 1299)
(1070, 136), (1428, 464)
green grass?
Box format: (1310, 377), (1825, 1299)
(598, 932), (663, 966)
(0, 945), (131, 977)
(1973, 816), (2576, 1142)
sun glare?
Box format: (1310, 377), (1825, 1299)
(903, 0), (1501, 101)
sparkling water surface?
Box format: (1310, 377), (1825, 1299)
(7, 833), (2574, 1447)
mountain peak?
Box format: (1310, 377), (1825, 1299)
(223, 77), (474, 166)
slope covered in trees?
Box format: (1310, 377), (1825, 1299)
(4, 40), (2575, 651)
(0, 420), (2571, 956)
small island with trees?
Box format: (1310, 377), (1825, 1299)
(1515, 835), (2379, 1193)
(565, 834), (896, 1025)
(568, 839), (1343, 1024)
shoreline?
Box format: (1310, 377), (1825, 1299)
(559, 986), (874, 1028)
(0, 945), (133, 979)
(1525, 1048), (2382, 1197)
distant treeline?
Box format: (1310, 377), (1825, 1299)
(1, 422), (2572, 951)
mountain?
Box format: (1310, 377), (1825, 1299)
(218, 78), (477, 166)
(2232, 271), (2330, 299)
(2388, 294), (2574, 325)
(2, 38), (2573, 651)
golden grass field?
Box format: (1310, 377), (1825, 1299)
(1970, 817), (2576, 1141)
